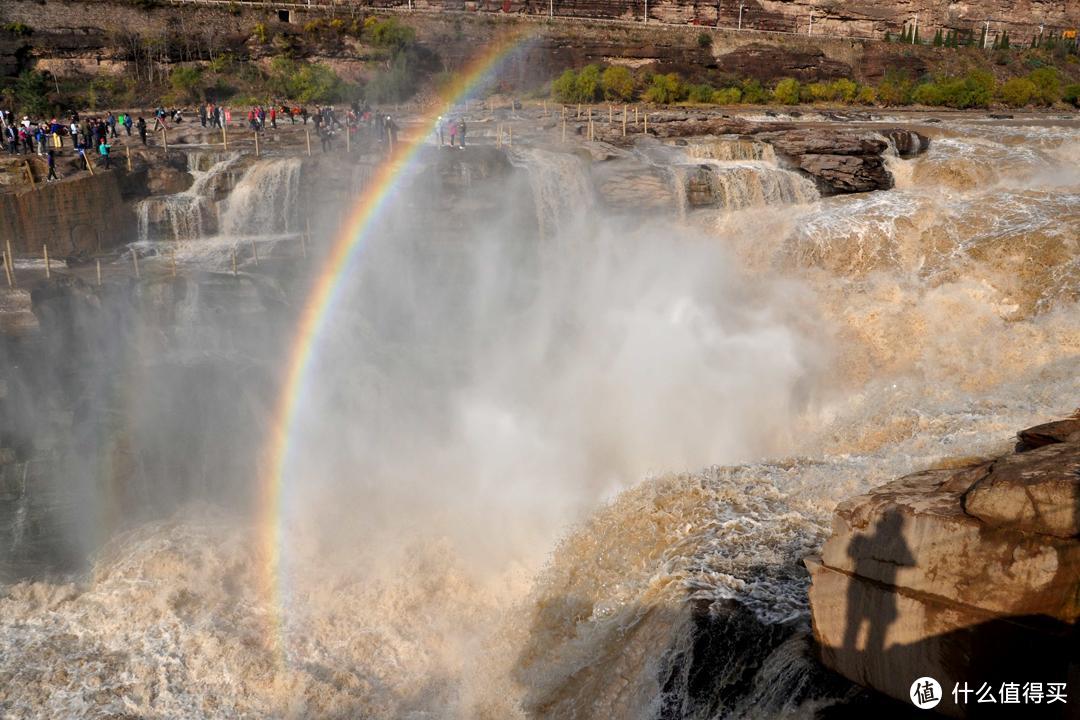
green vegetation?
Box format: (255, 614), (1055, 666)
(601, 65), (634, 101)
(547, 59), (1078, 110)
(268, 57), (345, 103)
(697, 32), (712, 49)
(1064, 83), (1080, 107)
(643, 73), (682, 103)
(2, 22), (32, 36)
(368, 17), (416, 49)
(771, 77), (800, 105)
(170, 65), (204, 101)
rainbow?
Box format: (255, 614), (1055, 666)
(257, 29), (533, 664)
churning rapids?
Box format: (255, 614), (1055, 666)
(1, 117), (1078, 719)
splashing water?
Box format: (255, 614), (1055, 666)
(1, 118), (1078, 719)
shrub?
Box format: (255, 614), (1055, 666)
(13, 70), (51, 116)
(740, 78), (768, 104)
(270, 58), (345, 103)
(252, 22), (269, 44)
(686, 83), (715, 103)
(601, 65), (634, 101)
(208, 52), (235, 74)
(804, 81), (830, 102)
(2, 22), (32, 36)
(575, 64), (603, 103)
(552, 69), (579, 103)
(999, 77), (1037, 107)
(644, 73), (684, 104)
(697, 32), (712, 48)
(911, 82), (945, 106)
(1027, 67), (1060, 104)
(877, 71), (914, 105)
(712, 86), (741, 104)
(772, 77), (800, 104)
(170, 65), (204, 101)
(1064, 83), (1080, 107)
(369, 17), (416, 49)
(855, 84), (877, 105)
(830, 78), (858, 102)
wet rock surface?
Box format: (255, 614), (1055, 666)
(806, 412), (1080, 717)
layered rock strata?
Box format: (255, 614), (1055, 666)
(806, 415), (1080, 718)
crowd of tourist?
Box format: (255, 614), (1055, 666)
(1, 97), (464, 183)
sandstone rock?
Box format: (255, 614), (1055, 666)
(712, 43), (851, 83)
(1016, 419), (1080, 452)
(965, 442), (1080, 538)
(145, 167), (194, 196)
(807, 413), (1080, 717)
(794, 153), (890, 193)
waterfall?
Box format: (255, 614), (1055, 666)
(674, 161), (818, 214)
(508, 147), (594, 237)
(220, 158), (303, 237)
(134, 153), (240, 242)
(683, 137), (777, 162)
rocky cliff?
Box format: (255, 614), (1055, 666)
(806, 414), (1080, 717)
(1, 0), (1077, 93)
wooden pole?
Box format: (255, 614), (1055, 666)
(96, 258), (102, 286)
(644, 113), (648, 134)
(299, 231), (307, 258)
(254, 130), (260, 157)
(170, 249), (177, 277)
(635, 106), (639, 126)
(231, 247), (238, 276)
(543, 99), (547, 116)
(5, 238), (15, 287)
(622, 105), (627, 136)
(2, 252), (12, 288)
(508, 125), (512, 147)
(250, 238), (259, 266)
(43, 244), (49, 279)
(132, 251), (140, 279)
(222, 124), (228, 150)
(161, 128), (168, 154)
(562, 117), (566, 143)
(346, 127), (350, 153)
(609, 105), (613, 124)
(306, 130), (311, 156)
(576, 103), (581, 119)
(85, 151), (94, 176)
(126, 143), (132, 171)
(24, 160), (35, 188)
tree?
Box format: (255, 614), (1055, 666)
(999, 77), (1036, 106)
(933, 29), (942, 47)
(13, 70), (51, 116)
(170, 65), (204, 101)
(552, 69), (579, 103)
(1027, 67), (1060, 104)
(772, 77), (800, 104)
(1000, 30), (1010, 49)
(601, 65), (635, 101)
(369, 17), (416, 49)
(1063, 83), (1080, 107)
(686, 83), (715, 103)
(644, 73), (684, 104)
(575, 64), (603, 103)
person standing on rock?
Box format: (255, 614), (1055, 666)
(199, 104), (207, 128)
(447, 117), (457, 147)
(269, 106), (277, 130)
(123, 114), (132, 136)
(106, 112), (117, 138)
(99, 138), (112, 169)
(46, 148), (58, 181)
(137, 117), (147, 146)
(458, 118), (467, 149)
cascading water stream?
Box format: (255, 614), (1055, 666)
(0, 119), (1077, 720)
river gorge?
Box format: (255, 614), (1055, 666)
(0, 109), (1077, 718)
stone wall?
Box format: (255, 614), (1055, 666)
(0, 172), (133, 257)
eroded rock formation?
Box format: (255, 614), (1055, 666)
(806, 414), (1080, 718)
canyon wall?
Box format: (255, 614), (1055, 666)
(1, 0), (1077, 88)
(0, 171), (132, 257)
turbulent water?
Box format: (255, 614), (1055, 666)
(1, 118), (1078, 719)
